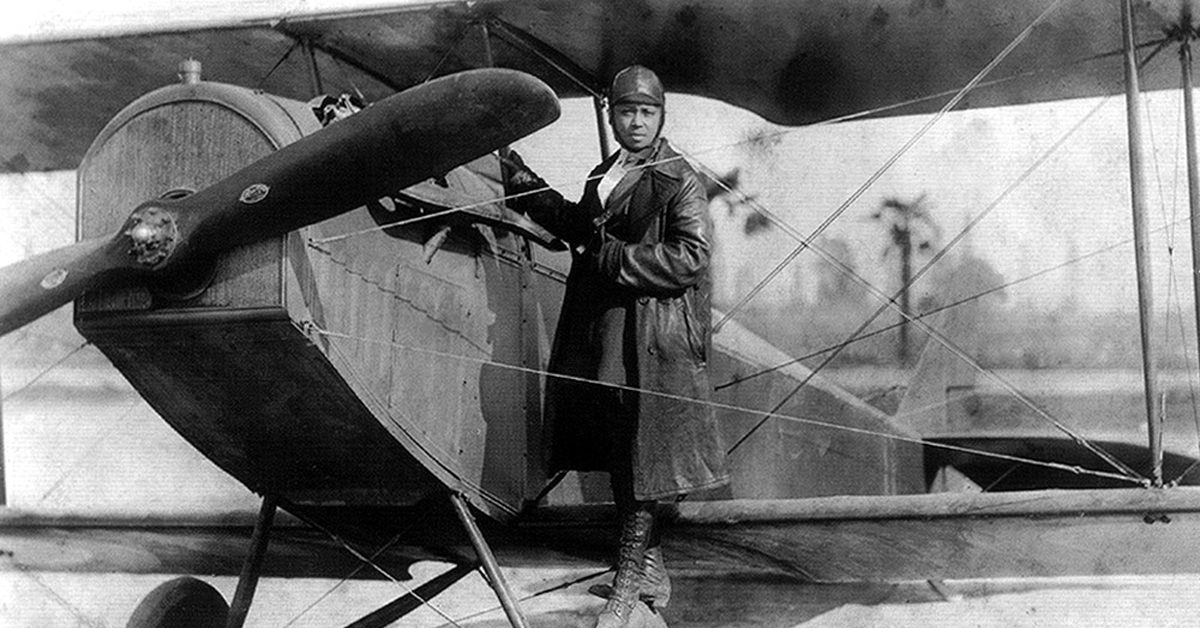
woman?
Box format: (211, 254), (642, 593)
(506, 65), (728, 627)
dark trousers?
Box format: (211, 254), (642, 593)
(605, 386), (660, 548)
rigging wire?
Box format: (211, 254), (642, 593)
(256, 39), (302, 91)
(714, 215), (1190, 391)
(1138, 42), (1200, 485)
(0, 554), (99, 627)
(0, 341), (90, 403)
(1172, 272), (1200, 484)
(705, 38), (1175, 473)
(1170, 41), (1200, 483)
(691, 97), (1146, 480)
(290, 513), (464, 627)
(421, 19), (475, 84)
(1144, 75), (1178, 471)
(441, 568), (612, 626)
(981, 464), (1022, 493)
(308, 35), (1160, 249)
(711, 0), (1068, 334)
(326, 50), (367, 103)
(7, 171), (75, 234)
(1168, 265), (1200, 484)
(306, 19), (1159, 248)
(38, 397), (140, 505)
(295, 0), (1174, 484)
(1164, 72), (1200, 449)
(282, 509), (435, 627)
(320, 332), (519, 516)
(306, 17), (1154, 485)
(308, 325), (1144, 486)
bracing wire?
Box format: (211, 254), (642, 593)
(309, 325), (1144, 486)
(1136, 40), (1200, 485)
(294, 0), (1179, 485)
(0, 554), (99, 627)
(440, 568), (612, 627)
(1170, 42), (1200, 483)
(318, 333), (520, 516)
(687, 95), (1145, 480)
(0, 341), (90, 402)
(327, 51), (367, 103)
(282, 509), (436, 627)
(715, 216), (1190, 391)
(304, 1), (1157, 485)
(712, 0), (1068, 333)
(421, 19), (475, 84)
(698, 85), (1104, 377)
(1163, 70), (1200, 454)
(290, 513), (464, 627)
(305, 6), (1169, 250)
(701, 38), (1176, 473)
(7, 172), (75, 233)
(1144, 72), (1178, 469)
(256, 39), (302, 91)
(308, 27), (1154, 250)
(38, 397), (140, 505)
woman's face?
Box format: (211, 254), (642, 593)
(611, 102), (663, 151)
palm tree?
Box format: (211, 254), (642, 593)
(703, 168), (771, 235)
(871, 193), (940, 364)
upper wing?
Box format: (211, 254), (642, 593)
(1, 0), (1194, 173)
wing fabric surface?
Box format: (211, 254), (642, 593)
(0, 0), (1192, 173)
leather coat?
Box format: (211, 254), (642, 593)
(509, 139), (729, 500)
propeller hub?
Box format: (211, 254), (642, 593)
(124, 205), (178, 266)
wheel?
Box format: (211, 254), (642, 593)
(126, 576), (229, 628)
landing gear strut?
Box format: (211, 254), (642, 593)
(226, 494), (277, 628)
(125, 495), (276, 628)
(450, 491), (530, 628)
(127, 492), (531, 627)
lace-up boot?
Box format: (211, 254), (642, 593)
(588, 546), (671, 610)
(594, 508), (653, 628)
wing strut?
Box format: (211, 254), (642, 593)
(1181, 20), (1200, 487)
(483, 18), (611, 159)
(1119, 0), (1164, 487)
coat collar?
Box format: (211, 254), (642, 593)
(593, 138), (686, 181)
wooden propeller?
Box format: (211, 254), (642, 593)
(0, 68), (560, 337)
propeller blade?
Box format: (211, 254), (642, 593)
(0, 68), (560, 339)
(145, 68), (561, 263)
(0, 236), (139, 337)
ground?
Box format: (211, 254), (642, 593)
(4, 563), (1198, 627)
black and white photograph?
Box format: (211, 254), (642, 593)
(2, 1), (1200, 626)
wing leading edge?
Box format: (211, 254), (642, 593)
(1, 0), (1194, 173)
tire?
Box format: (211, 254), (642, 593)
(126, 576), (229, 628)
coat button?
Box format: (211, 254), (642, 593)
(647, 346), (655, 355)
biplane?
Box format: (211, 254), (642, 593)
(3, 0), (1200, 626)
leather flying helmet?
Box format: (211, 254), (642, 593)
(609, 65), (664, 107)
